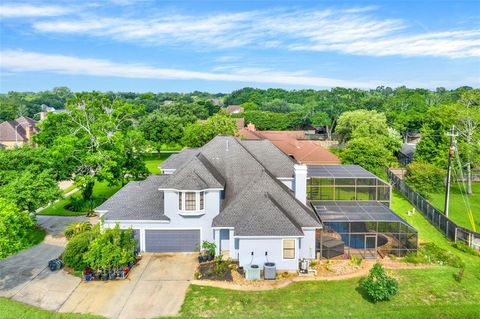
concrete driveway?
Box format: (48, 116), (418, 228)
(60, 253), (198, 318)
(0, 216), (86, 310)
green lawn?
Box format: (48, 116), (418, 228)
(37, 181), (122, 216)
(0, 298), (103, 319)
(38, 154), (172, 216)
(428, 182), (480, 232)
(179, 191), (480, 319)
(2, 191), (480, 318)
(145, 152), (173, 174)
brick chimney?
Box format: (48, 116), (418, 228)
(247, 123), (256, 131)
(25, 124), (33, 144)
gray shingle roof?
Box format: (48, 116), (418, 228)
(160, 148), (199, 170)
(201, 136), (321, 235)
(240, 139), (296, 178)
(97, 175), (170, 221)
(98, 135), (321, 236)
(160, 154), (225, 190)
(212, 170), (319, 236)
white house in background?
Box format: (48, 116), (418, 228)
(96, 135), (321, 271)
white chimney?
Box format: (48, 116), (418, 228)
(294, 164), (307, 205)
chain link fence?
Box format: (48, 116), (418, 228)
(387, 169), (480, 251)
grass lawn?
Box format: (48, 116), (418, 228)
(428, 182), (480, 232)
(145, 152), (173, 174)
(37, 181), (122, 216)
(179, 191), (480, 319)
(0, 298), (104, 319)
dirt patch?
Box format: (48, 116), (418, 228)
(195, 261), (233, 281)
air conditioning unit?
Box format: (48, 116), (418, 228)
(245, 264), (261, 280)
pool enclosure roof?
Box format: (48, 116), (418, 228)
(307, 165), (378, 179)
(311, 200), (414, 226)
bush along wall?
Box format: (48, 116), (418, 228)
(63, 224), (138, 281)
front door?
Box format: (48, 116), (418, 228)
(364, 234), (377, 259)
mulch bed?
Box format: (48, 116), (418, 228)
(196, 261), (233, 281)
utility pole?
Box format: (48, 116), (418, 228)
(444, 125), (455, 218)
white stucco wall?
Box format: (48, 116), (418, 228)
(104, 190), (221, 251)
(235, 237), (300, 271)
(299, 228), (317, 259)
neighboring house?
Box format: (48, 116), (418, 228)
(39, 104), (67, 121)
(239, 124), (341, 165)
(0, 116), (39, 149)
(97, 136), (320, 271)
(398, 143), (416, 166)
(225, 105), (244, 114)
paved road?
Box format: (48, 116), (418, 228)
(60, 253), (198, 318)
(37, 215), (86, 237)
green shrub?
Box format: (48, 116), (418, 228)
(63, 229), (98, 271)
(360, 263), (399, 303)
(83, 225), (136, 272)
(405, 162), (444, 198)
(64, 222), (92, 239)
(213, 255), (232, 277)
(404, 243), (465, 268)
(0, 200), (36, 259)
(452, 241), (480, 257)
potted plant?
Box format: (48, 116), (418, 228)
(202, 241), (216, 261)
(84, 267), (93, 281)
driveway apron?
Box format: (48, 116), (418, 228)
(0, 216), (85, 310)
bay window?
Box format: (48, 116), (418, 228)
(178, 191), (206, 212)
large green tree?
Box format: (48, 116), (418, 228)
(139, 111), (192, 151)
(0, 199), (36, 258)
(42, 93), (148, 199)
(182, 114), (237, 147)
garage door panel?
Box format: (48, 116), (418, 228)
(145, 230), (200, 252)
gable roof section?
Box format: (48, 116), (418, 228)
(212, 170), (319, 236)
(0, 117), (39, 142)
(160, 148), (199, 170)
(160, 153), (225, 190)
(240, 139), (296, 178)
(97, 175), (170, 221)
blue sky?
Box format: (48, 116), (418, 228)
(0, 0), (479, 93)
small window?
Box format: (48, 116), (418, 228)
(185, 192), (196, 211)
(199, 191), (204, 210)
(178, 192), (182, 210)
(283, 240), (295, 259)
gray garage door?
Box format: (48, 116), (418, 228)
(145, 229), (200, 252)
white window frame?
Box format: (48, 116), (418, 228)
(282, 239), (296, 260)
(178, 191), (206, 213)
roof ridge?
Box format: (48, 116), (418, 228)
(196, 152), (226, 186)
(236, 140), (318, 221)
(266, 193), (303, 232)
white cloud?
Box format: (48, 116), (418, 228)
(30, 7), (480, 58)
(0, 4), (71, 18)
(0, 50), (382, 88)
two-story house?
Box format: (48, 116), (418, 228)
(97, 135), (321, 271)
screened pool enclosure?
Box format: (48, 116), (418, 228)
(311, 201), (418, 259)
(307, 165), (391, 206)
